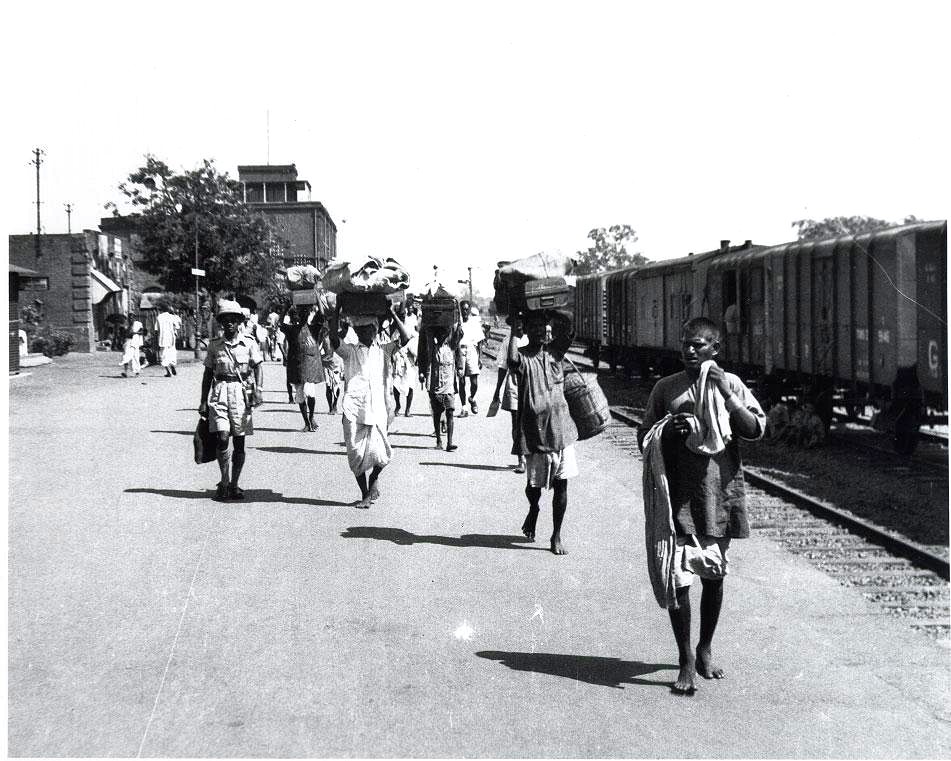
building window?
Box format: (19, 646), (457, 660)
(286, 185), (298, 203)
(245, 183), (264, 203)
(20, 277), (49, 291)
(266, 183), (284, 203)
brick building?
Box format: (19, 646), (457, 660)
(8, 231), (132, 352)
(237, 164), (337, 271)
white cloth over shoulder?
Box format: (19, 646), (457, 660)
(684, 360), (732, 455)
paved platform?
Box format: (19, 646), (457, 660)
(7, 353), (951, 757)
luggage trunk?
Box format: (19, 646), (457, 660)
(338, 291), (392, 317)
(420, 297), (458, 328)
(523, 277), (575, 312)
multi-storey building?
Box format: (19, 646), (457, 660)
(8, 231), (132, 352)
(237, 164), (337, 271)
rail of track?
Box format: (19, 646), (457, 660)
(484, 328), (950, 636)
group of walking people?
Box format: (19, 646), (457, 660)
(196, 296), (767, 696)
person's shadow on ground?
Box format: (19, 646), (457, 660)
(253, 446), (348, 455)
(419, 461), (513, 472)
(125, 487), (350, 507)
(340, 526), (546, 550)
(475, 651), (678, 689)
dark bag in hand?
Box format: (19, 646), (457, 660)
(193, 416), (217, 464)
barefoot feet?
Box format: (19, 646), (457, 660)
(521, 509), (538, 542)
(550, 536), (568, 555)
(672, 657), (697, 695)
(695, 645), (725, 679)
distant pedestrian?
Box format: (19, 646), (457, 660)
(637, 316), (766, 695)
(321, 326), (343, 414)
(420, 321), (462, 451)
(283, 305), (329, 432)
(491, 313), (529, 472)
(507, 309), (577, 555)
(198, 300), (264, 500)
(391, 319), (418, 417)
(120, 316), (145, 377)
(457, 300), (485, 416)
(331, 307), (411, 507)
(156, 304), (181, 377)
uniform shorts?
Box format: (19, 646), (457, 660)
(207, 380), (253, 436)
(292, 382), (321, 402)
(673, 535), (731, 588)
(429, 392), (456, 412)
(525, 445), (578, 489)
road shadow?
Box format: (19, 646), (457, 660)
(340, 526), (545, 551)
(419, 461), (513, 472)
(255, 408), (301, 413)
(253, 426), (304, 433)
(98, 374), (131, 379)
(389, 432), (435, 438)
(253, 446), (347, 455)
(475, 651), (678, 689)
(151, 429), (193, 436)
(391, 444), (436, 450)
(125, 487), (350, 507)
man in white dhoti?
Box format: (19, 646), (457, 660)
(331, 306), (411, 508)
(156, 304), (181, 377)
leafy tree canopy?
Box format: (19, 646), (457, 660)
(573, 224), (649, 275)
(791, 215), (921, 241)
(105, 155), (283, 296)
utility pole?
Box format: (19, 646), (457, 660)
(64, 202), (74, 234)
(457, 266), (473, 303)
(30, 148), (45, 258)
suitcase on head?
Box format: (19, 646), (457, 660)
(522, 276), (575, 312)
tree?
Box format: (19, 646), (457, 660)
(791, 215), (921, 241)
(573, 224), (649, 275)
(105, 155), (283, 297)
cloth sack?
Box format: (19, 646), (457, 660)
(286, 264), (323, 290)
(193, 416), (218, 464)
(324, 257), (410, 295)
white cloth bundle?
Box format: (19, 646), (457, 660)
(684, 360), (733, 455)
(324, 257), (410, 295)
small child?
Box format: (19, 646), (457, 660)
(420, 324), (462, 451)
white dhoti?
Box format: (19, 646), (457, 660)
(160, 345), (178, 367)
(342, 416), (392, 476)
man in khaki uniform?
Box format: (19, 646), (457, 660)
(199, 299), (264, 500)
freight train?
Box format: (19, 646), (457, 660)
(574, 221), (948, 440)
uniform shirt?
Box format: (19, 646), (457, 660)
(638, 370), (765, 539)
(510, 341), (578, 454)
(336, 340), (400, 427)
(204, 334), (263, 378)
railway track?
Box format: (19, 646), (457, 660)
(485, 329), (949, 637)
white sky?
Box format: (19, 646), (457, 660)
(2, 0), (948, 298)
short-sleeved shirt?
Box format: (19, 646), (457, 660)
(510, 344), (578, 454)
(204, 334), (263, 378)
(638, 370), (765, 538)
(335, 340), (400, 427)
(284, 321), (327, 385)
(428, 342), (457, 396)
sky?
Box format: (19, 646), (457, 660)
(2, 0), (949, 298)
